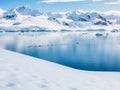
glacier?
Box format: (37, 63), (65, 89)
(0, 6), (120, 31)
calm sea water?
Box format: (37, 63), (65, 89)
(1, 31), (120, 71)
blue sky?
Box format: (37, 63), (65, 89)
(0, 0), (120, 12)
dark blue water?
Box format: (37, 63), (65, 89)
(1, 31), (120, 71)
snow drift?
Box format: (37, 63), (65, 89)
(0, 49), (120, 90)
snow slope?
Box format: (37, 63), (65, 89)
(0, 49), (120, 90)
(0, 6), (120, 31)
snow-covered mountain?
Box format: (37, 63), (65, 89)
(0, 6), (120, 31)
(0, 8), (5, 16)
(3, 6), (42, 20)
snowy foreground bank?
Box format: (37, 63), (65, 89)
(0, 49), (120, 90)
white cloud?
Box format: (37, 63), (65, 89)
(41, 0), (84, 3)
(105, 0), (120, 4)
(92, 0), (102, 2)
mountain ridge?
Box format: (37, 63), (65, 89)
(0, 6), (120, 31)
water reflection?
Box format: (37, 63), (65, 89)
(0, 32), (120, 71)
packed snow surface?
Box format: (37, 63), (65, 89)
(0, 49), (120, 90)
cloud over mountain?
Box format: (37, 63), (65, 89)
(105, 0), (120, 4)
(41, 0), (83, 3)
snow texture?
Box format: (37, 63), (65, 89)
(0, 49), (120, 90)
